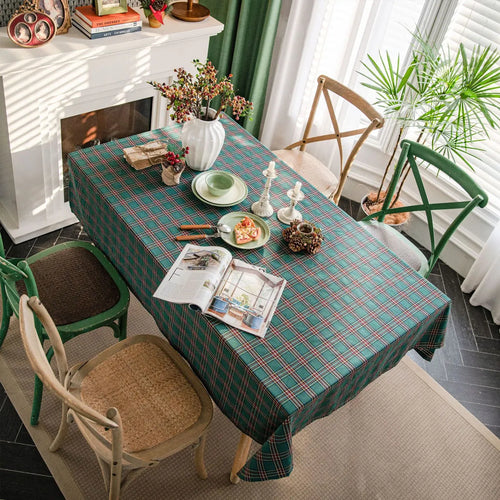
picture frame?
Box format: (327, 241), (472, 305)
(7, 10), (56, 47)
(94, 0), (128, 16)
(36, 0), (71, 35)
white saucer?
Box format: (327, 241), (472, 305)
(192, 171), (248, 207)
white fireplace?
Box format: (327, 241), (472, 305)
(0, 14), (223, 243)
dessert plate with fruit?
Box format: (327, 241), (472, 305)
(218, 212), (270, 249)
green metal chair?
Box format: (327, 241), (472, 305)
(359, 139), (488, 278)
(0, 238), (129, 425)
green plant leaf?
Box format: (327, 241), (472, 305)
(358, 30), (500, 197)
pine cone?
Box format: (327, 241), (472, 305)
(305, 235), (322, 254)
(304, 226), (324, 254)
(282, 227), (294, 242)
(288, 233), (305, 252)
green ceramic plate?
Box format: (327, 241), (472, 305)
(191, 171), (248, 207)
(218, 212), (270, 250)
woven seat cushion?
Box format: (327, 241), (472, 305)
(80, 341), (202, 453)
(18, 246), (120, 325)
(274, 149), (339, 197)
(359, 220), (429, 275)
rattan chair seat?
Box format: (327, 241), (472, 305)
(2, 241), (129, 427)
(18, 247), (120, 325)
(80, 341), (202, 453)
(274, 149), (339, 197)
(19, 297), (212, 499)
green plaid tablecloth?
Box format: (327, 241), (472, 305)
(68, 116), (450, 481)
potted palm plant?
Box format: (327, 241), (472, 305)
(358, 34), (500, 224)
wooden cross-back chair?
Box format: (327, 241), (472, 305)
(19, 295), (213, 500)
(273, 75), (384, 204)
(0, 238), (129, 425)
(360, 140), (489, 278)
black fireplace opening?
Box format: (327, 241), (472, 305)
(61, 97), (153, 201)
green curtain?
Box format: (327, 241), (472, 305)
(203, 0), (282, 137)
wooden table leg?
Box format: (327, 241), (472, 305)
(230, 432), (252, 484)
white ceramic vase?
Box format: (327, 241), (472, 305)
(181, 110), (225, 171)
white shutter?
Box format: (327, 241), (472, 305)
(445, 0), (500, 50)
(442, 0), (500, 215)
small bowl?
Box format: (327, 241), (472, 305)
(205, 171), (235, 197)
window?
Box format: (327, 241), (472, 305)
(263, 0), (498, 215)
(441, 0), (500, 215)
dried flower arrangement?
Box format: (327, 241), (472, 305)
(149, 59), (253, 123)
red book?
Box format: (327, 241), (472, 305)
(73, 6), (140, 28)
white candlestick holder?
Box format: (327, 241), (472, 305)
(277, 187), (305, 224)
(251, 168), (277, 218)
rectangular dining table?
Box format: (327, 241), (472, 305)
(68, 115), (451, 482)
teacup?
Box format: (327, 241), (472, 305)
(205, 171), (235, 197)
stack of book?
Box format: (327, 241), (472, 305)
(72, 6), (142, 39)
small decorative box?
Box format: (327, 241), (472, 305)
(123, 141), (168, 170)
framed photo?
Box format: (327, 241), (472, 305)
(36, 0), (71, 35)
(7, 10), (56, 47)
(95, 0), (128, 16)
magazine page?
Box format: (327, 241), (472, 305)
(153, 244), (233, 311)
(205, 259), (286, 338)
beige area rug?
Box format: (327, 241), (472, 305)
(1, 293), (499, 500)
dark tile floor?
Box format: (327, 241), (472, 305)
(1, 199), (499, 498)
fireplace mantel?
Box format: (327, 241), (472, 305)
(0, 14), (223, 243)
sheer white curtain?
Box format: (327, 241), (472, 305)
(461, 222), (500, 324)
(259, 0), (327, 151)
(260, 0), (375, 169)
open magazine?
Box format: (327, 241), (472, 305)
(153, 244), (286, 338)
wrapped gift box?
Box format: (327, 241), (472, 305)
(123, 141), (169, 170)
